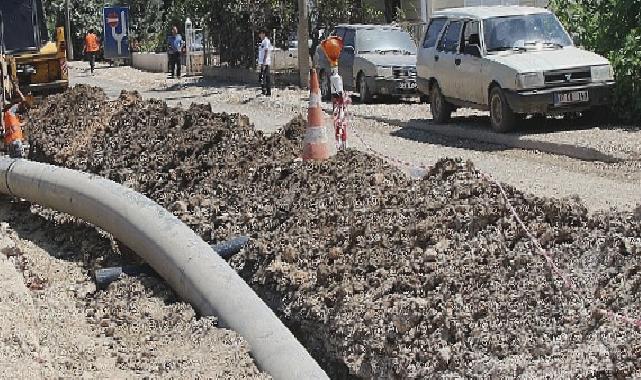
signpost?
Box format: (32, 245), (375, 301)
(65, 0), (73, 60)
(103, 6), (129, 61)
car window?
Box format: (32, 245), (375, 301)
(355, 28), (416, 54)
(438, 20), (463, 53)
(333, 28), (345, 39)
(423, 18), (447, 48)
(344, 29), (355, 49)
(483, 13), (572, 52)
(460, 20), (480, 53)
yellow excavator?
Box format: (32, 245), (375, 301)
(1, 0), (68, 99)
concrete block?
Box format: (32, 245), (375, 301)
(132, 53), (168, 73)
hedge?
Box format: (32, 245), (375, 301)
(551, 0), (641, 124)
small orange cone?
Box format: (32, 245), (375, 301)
(303, 69), (330, 161)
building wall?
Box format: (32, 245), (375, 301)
(132, 53), (168, 73)
(366, 0), (550, 22)
(432, 0), (549, 14)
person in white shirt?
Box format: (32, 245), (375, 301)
(257, 29), (272, 96)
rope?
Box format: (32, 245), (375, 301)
(347, 120), (641, 329)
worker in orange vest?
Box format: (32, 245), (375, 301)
(2, 84), (26, 159)
(83, 29), (101, 74)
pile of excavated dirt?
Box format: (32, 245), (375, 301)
(0, 198), (268, 378)
(25, 86), (641, 378)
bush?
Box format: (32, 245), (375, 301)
(551, 0), (641, 124)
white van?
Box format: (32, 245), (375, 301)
(416, 7), (615, 132)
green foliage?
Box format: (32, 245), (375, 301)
(42, 0), (103, 57)
(202, 0), (383, 68)
(44, 0), (387, 67)
(311, 0), (383, 48)
(44, 0), (192, 55)
(550, 0), (641, 124)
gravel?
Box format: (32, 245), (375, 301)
(0, 198), (268, 378)
(22, 85), (641, 378)
(69, 61), (641, 212)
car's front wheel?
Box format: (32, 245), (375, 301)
(430, 83), (452, 123)
(489, 86), (516, 133)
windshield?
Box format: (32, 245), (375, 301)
(356, 29), (417, 55)
(483, 13), (572, 52)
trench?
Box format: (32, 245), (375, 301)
(15, 85), (641, 379)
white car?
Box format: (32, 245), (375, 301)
(315, 25), (418, 103)
(416, 7), (615, 132)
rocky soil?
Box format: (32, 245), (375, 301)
(22, 85), (641, 378)
(70, 61), (641, 212)
(0, 198), (268, 378)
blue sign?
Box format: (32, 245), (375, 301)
(103, 7), (129, 59)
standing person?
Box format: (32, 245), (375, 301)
(167, 26), (183, 79)
(257, 29), (272, 96)
(83, 29), (101, 74)
(2, 83), (27, 158)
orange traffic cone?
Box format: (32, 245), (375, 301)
(303, 69), (330, 161)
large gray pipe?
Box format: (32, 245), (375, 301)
(0, 158), (327, 380)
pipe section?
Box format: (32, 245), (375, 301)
(94, 236), (250, 288)
(94, 264), (154, 288)
(0, 158), (327, 380)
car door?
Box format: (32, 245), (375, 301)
(454, 19), (486, 104)
(417, 18), (447, 94)
(434, 19), (463, 98)
(339, 28), (356, 89)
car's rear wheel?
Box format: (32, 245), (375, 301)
(489, 86), (516, 133)
(430, 83), (452, 123)
(358, 74), (373, 104)
(320, 71), (331, 101)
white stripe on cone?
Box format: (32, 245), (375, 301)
(309, 93), (321, 108)
(303, 127), (327, 143)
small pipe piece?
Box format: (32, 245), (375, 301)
(95, 236), (250, 287)
(212, 235), (250, 259)
(94, 264), (155, 288)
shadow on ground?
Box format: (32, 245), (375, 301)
(0, 196), (175, 299)
(355, 112), (628, 163)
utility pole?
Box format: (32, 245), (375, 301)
(420, 0), (428, 23)
(297, 0), (309, 88)
(65, 0), (74, 60)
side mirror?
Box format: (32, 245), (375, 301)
(464, 44), (482, 58)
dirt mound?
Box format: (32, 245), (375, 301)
(25, 86), (641, 378)
(0, 198), (267, 378)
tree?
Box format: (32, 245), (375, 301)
(308, 0), (382, 60)
(384, 0), (401, 23)
(43, 0), (384, 69)
(551, 0), (641, 124)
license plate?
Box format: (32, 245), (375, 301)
(399, 81), (417, 89)
(555, 90), (589, 105)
